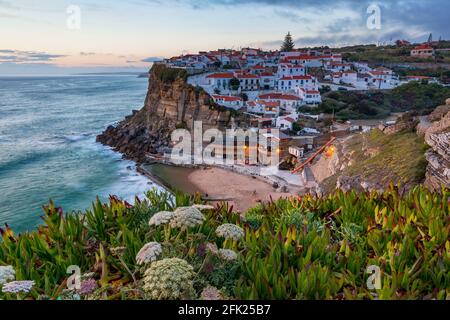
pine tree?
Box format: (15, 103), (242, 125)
(281, 32), (295, 52)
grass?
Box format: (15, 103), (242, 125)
(322, 129), (428, 193)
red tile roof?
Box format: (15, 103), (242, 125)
(206, 73), (234, 79)
(259, 93), (301, 101)
(238, 74), (259, 79)
(414, 44), (433, 50)
(279, 75), (313, 81)
(284, 117), (296, 123)
(212, 95), (243, 102)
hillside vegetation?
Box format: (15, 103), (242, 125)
(307, 82), (450, 120)
(333, 42), (450, 64)
(321, 128), (428, 193)
(0, 186), (448, 300)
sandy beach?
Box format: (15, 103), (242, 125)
(142, 163), (305, 213)
(187, 167), (303, 212)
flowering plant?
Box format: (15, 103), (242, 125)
(143, 258), (195, 300)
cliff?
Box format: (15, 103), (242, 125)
(97, 64), (237, 163)
(421, 101), (450, 191)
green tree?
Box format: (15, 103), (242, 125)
(281, 32), (295, 52)
(230, 77), (240, 91)
(292, 121), (302, 133)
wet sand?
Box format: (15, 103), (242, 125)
(143, 164), (301, 213)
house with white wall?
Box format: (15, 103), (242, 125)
(296, 88), (322, 105)
(277, 62), (306, 78)
(247, 100), (280, 118)
(259, 72), (277, 90)
(276, 116), (296, 131)
(238, 74), (260, 91)
(278, 75), (317, 91)
(212, 95), (244, 110)
(206, 73), (234, 90)
(332, 71), (358, 86)
(259, 93), (302, 113)
(411, 44), (435, 58)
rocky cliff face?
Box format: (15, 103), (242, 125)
(97, 64), (235, 163)
(421, 102), (450, 191)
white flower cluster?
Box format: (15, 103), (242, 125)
(218, 249), (238, 261)
(149, 211), (174, 226)
(136, 242), (163, 265)
(216, 224), (245, 241)
(169, 207), (205, 229)
(192, 204), (215, 211)
(200, 286), (224, 300)
(0, 266), (15, 286)
(1, 280), (35, 294)
(205, 242), (219, 255)
(143, 258), (195, 300)
(148, 207), (207, 229)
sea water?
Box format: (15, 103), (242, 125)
(0, 75), (163, 232)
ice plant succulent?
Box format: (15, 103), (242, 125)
(136, 242), (163, 265)
(143, 258), (195, 300)
(1, 280), (35, 294)
(218, 249), (238, 261)
(149, 211), (174, 226)
(0, 266), (15, 285)
(216, 224), (244, 241)
(169, 207), (205, 229)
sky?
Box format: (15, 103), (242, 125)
(0, 0), (449, 74)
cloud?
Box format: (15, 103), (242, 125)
(80, 52), (96, 56)
(141, 56), (164, 63)
(0, 50), (66, 63)
(137, 0), (449, 45)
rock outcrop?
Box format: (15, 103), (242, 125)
(422, 103), (450, 191)
(97, 64), (238, 163)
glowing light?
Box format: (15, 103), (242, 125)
(325, 145), (336, 158)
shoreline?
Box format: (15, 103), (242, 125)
(138, 161), (306, 213)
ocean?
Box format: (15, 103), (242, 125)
(0, 75), (163, 233)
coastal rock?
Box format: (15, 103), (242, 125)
(97, 64), (243, 163)
(423, 108), (450, 191)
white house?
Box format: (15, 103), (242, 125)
(303, 89), (322, 105)
(282, 55), (323, 67)
(247, 100), (280, 118)
(353, 62), (372, 73)
(259, 72), (277, 90)
(206, 73), (234, 90)
(332, 71), (358, 86)
(259, 93), (302, 113)
(212, 95), (244, 110)
(276, 116), (296, 131)
(411, 44), (435, 58)
(278, 75), (317, 91)
(289, 146), (304, 159)
(277, 62), (306, 78)
(238, 74), (260, 91)
(296, 88), (322, 105)
(325, 62), (352, 72)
